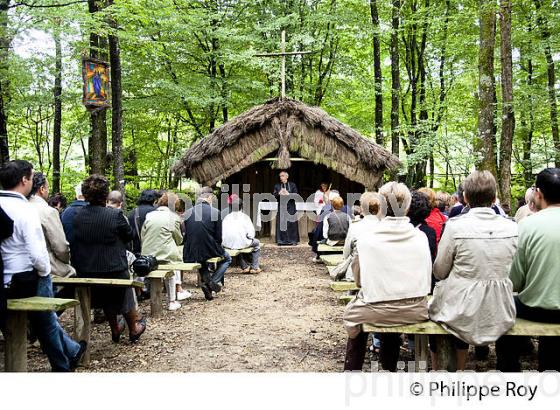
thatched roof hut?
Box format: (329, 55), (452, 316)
(173, 98), (399, 191)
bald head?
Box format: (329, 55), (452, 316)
(107, 190), (124, 209)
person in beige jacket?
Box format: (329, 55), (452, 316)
(141, 192), (190, 311)
(29, 173), (75, 278)
(429, 171), (517, 370)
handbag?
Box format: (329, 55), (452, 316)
(132, 255), (158, 277)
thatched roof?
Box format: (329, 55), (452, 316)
(173, 98), (400, 190)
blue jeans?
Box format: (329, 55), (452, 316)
(32, 275), (81, 372)
(202, 252), (232, 287)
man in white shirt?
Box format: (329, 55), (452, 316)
(222, 197), (261, 273)
(0, 160), (85, 371)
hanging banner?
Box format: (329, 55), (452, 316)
(82, 57), (111, 110)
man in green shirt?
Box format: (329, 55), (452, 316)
(496, 168), (560, 372)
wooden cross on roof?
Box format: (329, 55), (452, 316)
(254, 30), (314, 99)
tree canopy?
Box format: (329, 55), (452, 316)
(0, 0), (559, 208)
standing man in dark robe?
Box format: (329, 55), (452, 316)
(273, 171), (299, 245)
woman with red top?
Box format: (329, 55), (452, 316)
(418, 187), (448, 244)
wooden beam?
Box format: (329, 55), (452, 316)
(330, 281), (358, 292)
(52, 277), (144, 288)
(159, 263), (201, 271)
(7, 296), (79, 311)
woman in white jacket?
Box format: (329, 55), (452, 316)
(343, 182), (432, 371)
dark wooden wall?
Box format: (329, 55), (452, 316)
(223, 160), (365, 237)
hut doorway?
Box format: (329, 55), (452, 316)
(223, 157), (365, 239)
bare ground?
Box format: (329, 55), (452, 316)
(1, 243), (538, 372)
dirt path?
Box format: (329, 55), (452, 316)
(2, 243), (348, 372)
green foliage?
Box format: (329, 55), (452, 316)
(2, 0), (559, 205)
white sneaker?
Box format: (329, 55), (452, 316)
(168, 301), (181, 311)
(176, 290), (192, 301)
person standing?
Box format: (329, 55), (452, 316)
(273, 171), (299, 245)
(183, 192), (232, 301)
(28, 173), (75, 278)
(496, 168), (560, 372)
(0, 160), (86, 371)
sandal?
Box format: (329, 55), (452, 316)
(241, 268), (251, 274)
(129, 317), (147, 343)
(249, 268), (262, 274)
(111, 317), (126, 343)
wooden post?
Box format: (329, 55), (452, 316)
(414, 334), (429, 372)
(74, 286), (91, 366)
(4, 311), (28, 372)
(435, 335), (457, 372)
(281, 30), (286, 99)
(270, 212), (277, 240)
(149, 277), (163, 318)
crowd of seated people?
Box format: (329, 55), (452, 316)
(0, 160), (267, 371)
(338, 168), (560, 372)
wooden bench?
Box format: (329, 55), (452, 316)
(144, 269), (173, 317)
(320, 254), (343, 266)
(159, 262), (202, 288)
(317, 243), (343, 254)
(362, 319), (560, 371)
(330, 281), (359, 292)
(224, 247), (253, 257)
(51, 277), (143, 366)
(3, 297), (79, 372)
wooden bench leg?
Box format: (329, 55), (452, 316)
(435, 335), (457, 372)
(4, 311), (28, 372)
(414, 335), (429, 372)
(74, 286), (91, 366)
(149, 277), (163, 318)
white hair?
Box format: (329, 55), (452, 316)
(525, 187), (534, 204)
(75, 182), (83, 199)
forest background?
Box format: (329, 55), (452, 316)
(0, 0), (559, 210)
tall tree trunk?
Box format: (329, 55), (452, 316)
(521, 57), (534, 186)
(533, 0), (560, 167)
(370, 0), (383, 145)
(52, 24), (62, 193)
(390, 0), (401, 159)
(498, 0), (514, 207)
(108, 0), (125, 205)
(476, 0), (498, 176)
(88, 0), (108, 175)
(0, 0), (10, 166)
